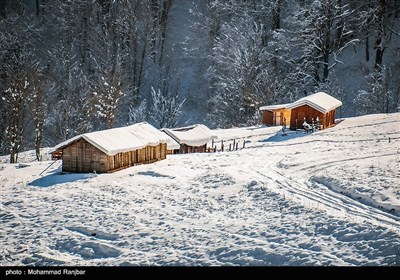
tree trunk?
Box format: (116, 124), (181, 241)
(322, 1), (333, 82)
(272, 0), (282, 30)
(9, 89), (24, 164)
(271, 0), (282, 70)
(159, 0), (172, 65)
(374, 0), (387, 69)
(34, 99), (43, 161)
(150, 0), (158, 61)
(36, 0), (40, 15)
(365, 31), (370, 62)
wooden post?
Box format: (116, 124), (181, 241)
(229, 144), (231, 151)
(389, 137), (391, 143)
(212, 139), (214, 147)
(236, 142), (238, 150)
(243, 140), (246, 149)
(221, 140), (224, 152)
(233, 139), (236, 148)
(214, 146), (216, 152)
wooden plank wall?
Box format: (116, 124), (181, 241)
(62, 140), (167, 173)
(262, 109), (291, 126)
(290, 105), (325, 130)
(262, 111), (273, 125)
(179, 143), (207, 154)
(283, 109), (292, 126)
(106, 143), (167, 172)
(323, 109), (336, 128)
(290, 105), (337, 130)
(62, 139), (108, 173)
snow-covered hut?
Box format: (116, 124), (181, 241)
(161, 124), (217, 154)
(287, 92), (342, 130)
(50, 122), (169, 173)
(259, 103), (291, 127)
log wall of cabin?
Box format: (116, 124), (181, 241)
(62, 141), (167, 173)
(282, 109), (292, 126)
(262, 109), (291, 126)
(324, 109), (336, 128)
(179, 143), (207, 154)
(106, 143), (167, 172)
(62, 139), (108, 173)
(290, 105), (336, 130)
(262, 111), (274, 125)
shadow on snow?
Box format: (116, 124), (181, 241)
(260, 129), (312, 142)
(28, 167), (97, 188)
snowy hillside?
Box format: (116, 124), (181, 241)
(1, 113), (399, 266)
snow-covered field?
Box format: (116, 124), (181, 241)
(1, 113), (399, 266)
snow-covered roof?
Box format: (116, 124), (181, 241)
(162, 124), (218, 147)
(162, 132), (181, 150)
(259, 103), (290, 111)
(51, 122), (170, 156)
(287, 92), (342, 113)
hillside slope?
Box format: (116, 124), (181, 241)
(1, 113), (399, 265)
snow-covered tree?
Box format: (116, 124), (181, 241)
(356, 66), (391, 115)
(128, 99), (148, 125)
(2, 79), (29, 163)
(150, 86), (185, 128)
(281, 0), (358, 94)
(356, 0), (400, 115)
(25, 59), (48, 161)
(93, 77), (124, 129)
(116, 0), (152, 105)
(207, 19), (267, 127)
(0, 2), (40, 161)
(356, 0), (398, 69)
(204, 1), (288, 127)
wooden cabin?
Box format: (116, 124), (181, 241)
(259, 104), (291, 127)
(161, 124), (217, 154)
(50, 122), (169, 173)
(287, 92), (342, 130)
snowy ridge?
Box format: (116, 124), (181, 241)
(1, 113), (399, 266)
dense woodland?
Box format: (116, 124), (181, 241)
(1, 0), (399, 162)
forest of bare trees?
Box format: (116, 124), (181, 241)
(1, 0), (399, 162)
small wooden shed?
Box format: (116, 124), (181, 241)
(287, 92), (342, 130)
(50, 122), (169, 173)
(259, 104), (291, 127)
(161, 124), (217, 154)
